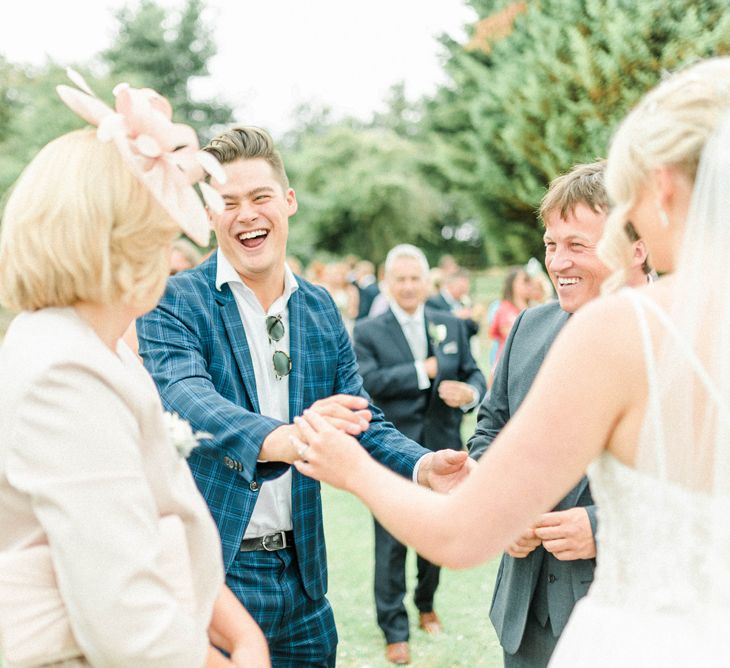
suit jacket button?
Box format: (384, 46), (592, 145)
(249, 481), (259, 491)
(548, 574), (556, 583)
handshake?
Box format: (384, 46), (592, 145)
(260, 394), (475, 494)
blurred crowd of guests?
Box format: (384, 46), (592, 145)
(164, 244), (556, 382)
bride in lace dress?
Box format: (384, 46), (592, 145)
(291, 57), (730, 665)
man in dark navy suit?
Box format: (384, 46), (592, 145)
(354, 244), (486, 665)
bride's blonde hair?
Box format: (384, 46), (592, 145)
(600, 57), (730, 286)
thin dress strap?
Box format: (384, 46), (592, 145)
(624, 289), (667, 477)
(628, 290), (730, 418)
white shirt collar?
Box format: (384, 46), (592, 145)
(389, 300), (425, 327)
(215, 248), (299, 305)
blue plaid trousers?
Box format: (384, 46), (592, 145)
(227, 547), (337, 667)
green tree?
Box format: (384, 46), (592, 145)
(0, 61), (92, 199)
(284, 123), (445, 266)
(103, 0), (232, 137)
(426, 0), (730, 262)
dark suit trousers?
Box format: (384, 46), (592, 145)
(502, 609), (558, 668)
(373, 518), (440, 643)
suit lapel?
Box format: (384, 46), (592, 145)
(385, 309), (415, 362)
(288, 288), (305, 420)
(214, 283), (262, 414)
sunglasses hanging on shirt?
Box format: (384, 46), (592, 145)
(266, 314), (292, 379)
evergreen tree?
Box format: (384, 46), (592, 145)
(427, 0), (730, 262)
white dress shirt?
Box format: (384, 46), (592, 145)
(216, 249), (296, 538)
(388, 301), (431, 390)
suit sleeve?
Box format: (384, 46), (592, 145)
(325, 301), (428, 478)
(466, 309), (526, 461)
(353, 322), (425, 400)
(137, 281), (285, 483)
(454, 319), (487, 409)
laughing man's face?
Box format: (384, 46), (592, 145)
(209, 158), (297, 285)
(543, 203), (611, 314)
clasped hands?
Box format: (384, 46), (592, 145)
(507, 507), (596, 561)
(261, 394), (474, 493)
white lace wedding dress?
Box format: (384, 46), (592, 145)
(550, 291), (730, 666)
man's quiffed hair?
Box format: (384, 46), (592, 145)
(203, 126), (289, 189)
(538, 160), (607, 225)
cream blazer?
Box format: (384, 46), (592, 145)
(0, 307), (224, 667)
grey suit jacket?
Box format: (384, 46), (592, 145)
(467, 301), (597, 654)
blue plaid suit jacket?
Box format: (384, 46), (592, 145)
(137, 254), (426, 601)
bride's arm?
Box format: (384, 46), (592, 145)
(295, 295), (641, 569)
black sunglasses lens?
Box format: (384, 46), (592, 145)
(272, 350), (292, 378)
(267, 316), (285, 341)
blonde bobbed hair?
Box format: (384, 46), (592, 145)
(601, 57), (730, 282)
(0, 128), (178, 311)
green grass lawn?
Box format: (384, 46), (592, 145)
(324, 484), (503, 667)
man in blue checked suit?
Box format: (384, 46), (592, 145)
(137, 126), (473, 667)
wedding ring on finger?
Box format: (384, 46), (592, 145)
(289, 434), (310, 460)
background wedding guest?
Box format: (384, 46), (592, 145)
(353, 259), (380, 320)
(170, 237), (204, 275)
(0, 78), (268, 667)
(353, 244), (486, 665)
(488, 266), (532, 369)
(427, 269), (481, 338)
(136, 125), (473, 667)
(321, 260), (359, 335)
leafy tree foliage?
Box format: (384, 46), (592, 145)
(103, 0), (232, 138)
(283, 121), (446, 266)
(0, 0), (231, 200)
(426, 0), (730, 262)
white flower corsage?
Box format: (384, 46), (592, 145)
(163, 411), (212, 458)
(428, 323), (448, 347)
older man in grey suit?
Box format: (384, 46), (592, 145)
(468, 161), (651, 667)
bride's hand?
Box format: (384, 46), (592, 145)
(292, 410), (370, 490)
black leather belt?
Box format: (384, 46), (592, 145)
(240, 530), (294, 552)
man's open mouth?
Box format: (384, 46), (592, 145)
(238, 229), (269, 249)
(557, 277), (581, 287)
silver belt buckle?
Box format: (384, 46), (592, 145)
(262, 531), (286, 551)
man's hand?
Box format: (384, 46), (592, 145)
(438, 380), (477, 408)
(417, 449), (476, 493)
(506, 528), (541, 558)
(534, 508), (596, 561)
(260, 395), (371, 463)
(424, 356), (439, 379)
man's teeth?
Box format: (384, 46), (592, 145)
(238, 230), (267, 241)
(558, 277), (580, 286)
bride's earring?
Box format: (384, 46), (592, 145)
(657, 204), (670, 229)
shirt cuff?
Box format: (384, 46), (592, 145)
(412, 453), (430, 483)
(460, 385), (481, 413)
(414, 361), (431, 390)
